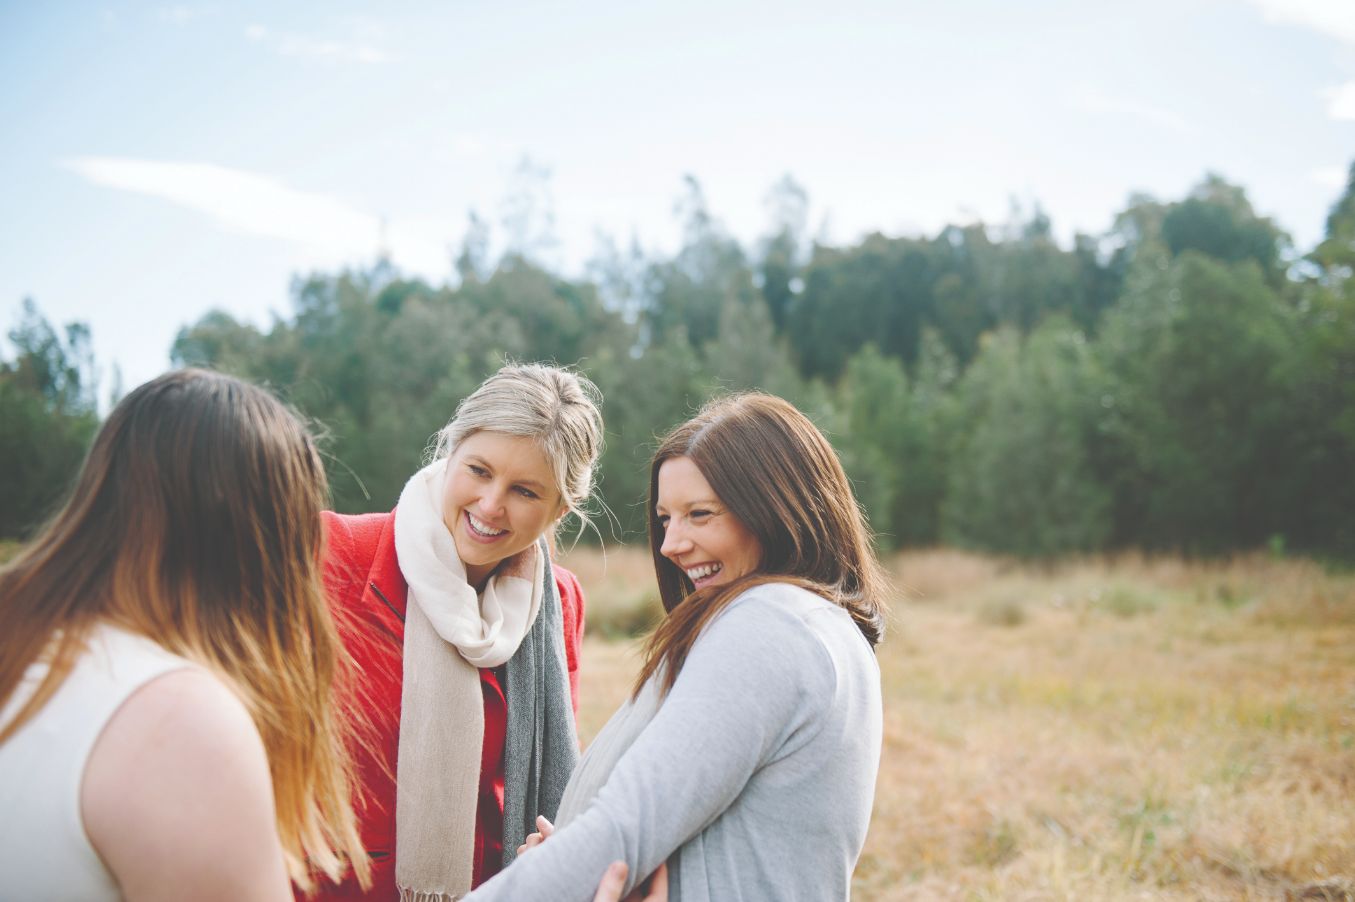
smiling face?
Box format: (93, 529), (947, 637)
(441, 431), (566, 588)
(655, 455), (763, 591)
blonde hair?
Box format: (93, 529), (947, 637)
(637, 393), (890, 699)
(433, 362), (605, 536)
(0, 370), (369, 894)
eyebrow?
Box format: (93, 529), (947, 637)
(656, 499), (722, 514)
(466, 456), (549, 492)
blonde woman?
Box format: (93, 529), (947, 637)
(0, 369), (369, 899)
(315, 363), (604, 900)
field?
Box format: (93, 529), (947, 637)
(558, 546), (1355, 901)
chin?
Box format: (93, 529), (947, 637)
(452, 535), (485, 566)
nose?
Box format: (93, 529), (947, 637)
(659, 521), (691, 560)
(476, 484), (508, 519)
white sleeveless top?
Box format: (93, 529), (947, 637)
(0, 626), (196, 900)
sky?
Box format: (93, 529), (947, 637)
(2, 0), (1353, 396)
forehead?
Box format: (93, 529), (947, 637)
(456, 431), (556, 485)
(656, 456), (720, 507)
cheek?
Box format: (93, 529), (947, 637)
(444, 476), (467, 514)
(513, 498), (552, 534)
(441, 478), (458, 519)
(734, 529), (762, 569)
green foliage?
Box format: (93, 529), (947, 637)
(10, 164), (1355, 560)
(942, 321), (1111, 556)
(0, 300), (99, 538)
(1274, 187), (1355, 558)
(587, 334), (709, 540)
(1094, 251), (1294, 553)
(836, 345), (911, 545)
(1111, 175), (1288, 289)
(787, 207), (1101, 382)
(1314, 162), (1355, 272)
(789, 235), (937, 380)
(835, 338), (957, 547)
(757, 175), (809, 333)
(642, 177), (756, 350)
(174, 262), (627, 513)
(1160, 176), (1288, 285)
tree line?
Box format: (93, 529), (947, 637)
(5, 166), (1354, 559)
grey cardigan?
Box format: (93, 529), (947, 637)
(465, 582), (883, 901)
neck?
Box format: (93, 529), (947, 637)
(465, 561), (496, 593)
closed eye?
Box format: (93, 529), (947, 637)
(468, 464), (489, 478)
(689, 509), (712, 521)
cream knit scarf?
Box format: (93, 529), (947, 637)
(393, 460), (543, 901)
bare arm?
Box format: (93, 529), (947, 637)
(82, 668), (291, 902)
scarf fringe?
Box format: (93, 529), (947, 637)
(399, 888), (461, 902)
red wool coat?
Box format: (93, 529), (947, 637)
(308, 510), (584, 900)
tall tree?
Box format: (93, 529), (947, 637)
(1094, 249), (1293, 552)
(942, 321), (1110, 556)
(643, 176), (757, 349)
(758, 175), (809, 332)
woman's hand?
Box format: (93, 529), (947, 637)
(516, 815), (667, 901)
(515, 814), (554, 856)
(593, 862), (668, 902)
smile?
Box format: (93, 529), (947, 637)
(685, 563), (722, 583)
(466, 511), (508, 538)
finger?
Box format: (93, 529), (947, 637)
(535, 815), (555, 837)
(644, 862), (669, 901)
(592, 861), (628, 902)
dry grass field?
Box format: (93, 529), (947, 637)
(557, 546), (1355, 902)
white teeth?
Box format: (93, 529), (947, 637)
(467, 513), (507, 537)
(685, 563), (722, 581)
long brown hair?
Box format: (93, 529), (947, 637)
(0, 369), (369, 893)
(636, 392), (890, 698)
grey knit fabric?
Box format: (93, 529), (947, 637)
(500, 541), (580, 866)
(467, 582), (883, 902)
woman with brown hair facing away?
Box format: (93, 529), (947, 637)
(465, 392), (889, 901)
(313, 363), (603, 901)
(0, 369), (370, 899)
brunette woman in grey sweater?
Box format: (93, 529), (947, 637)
(467, 393), (888, 902)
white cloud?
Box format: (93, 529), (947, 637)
(1325, 81), (1355, 120)
(1069, 84), (1196, 135)
(63, 157), (450, 276)
(244, 24), (388, 64)
(1244, 0), (1355, 46)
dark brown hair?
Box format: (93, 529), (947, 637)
(636, 392), (890, 698)
(0, 369), (368, 892)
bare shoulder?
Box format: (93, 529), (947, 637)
(82, 668), (291, 902)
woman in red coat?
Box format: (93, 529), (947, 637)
(313, 363), (603, 901)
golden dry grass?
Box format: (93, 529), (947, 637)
(558, 545), (1355, 902)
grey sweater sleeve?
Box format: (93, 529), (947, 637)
(463, 590), (837, 902)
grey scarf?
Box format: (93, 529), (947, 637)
(501, 549), (580, 866)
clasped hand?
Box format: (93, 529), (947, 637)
(517, 816), (668, 902)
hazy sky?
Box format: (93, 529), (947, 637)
(2, 0), (1353, 393)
